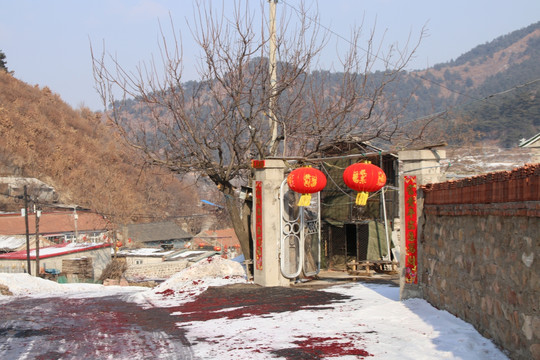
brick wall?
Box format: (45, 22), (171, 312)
(421, 164), (539, 360)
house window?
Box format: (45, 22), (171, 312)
(89, 232), (102, 243)
(135, 260), (143, 265)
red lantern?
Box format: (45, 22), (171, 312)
(214, 246), (222, 252)
(343, 162), (386, 206)
(287, 167), (327, 206)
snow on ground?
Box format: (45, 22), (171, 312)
(0, 273), (145, 301)
(0, 257), (509, 359)
(172, 282), (508, 360)
(117, 247), (174, 256)
(445, 146), (534, 179)
(131, 255), (248, 308)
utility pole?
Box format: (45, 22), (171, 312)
(73, 206), (78, 242)
(23, 185), (31, 275)
(268, 0), (278, 153)
(35, 207), (41, 276)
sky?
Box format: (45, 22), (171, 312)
(0, 257), (508, 359)
(1, 0), (539, 111)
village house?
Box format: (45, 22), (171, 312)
(191, 228), (241, 259)
(116, 247), (175, 266)
(0, 177), (111, 250)
(119, 248), (223, 283)
(0, 209), (112, 246)
(0, 209), (112, 280)
(118, 221), (192, 250)
(0, 242), (111, 280)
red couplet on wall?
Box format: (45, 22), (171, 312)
(255, 181), (263, 270)
(404, 175), (418, 284)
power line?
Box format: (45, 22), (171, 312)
(406, 77), (540, 125)
(280, 1), (540, 127)
(279, 1), (507, 104)
(484, 77), (540, 99)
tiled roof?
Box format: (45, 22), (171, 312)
(0, 235), (55, 252)
(0, 242), (111, 260)
(0, 211), (109, 236)
(126, 222), (192, 242)
(0, 235), (26, 251)
(193, 228), (240, 248)
(116, 247), (174, 257)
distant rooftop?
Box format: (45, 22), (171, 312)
(0, 242), (110, 260)
(0, 210), (109, 236)
(126, 222), (192, 242)
(519, 132), (540, 148)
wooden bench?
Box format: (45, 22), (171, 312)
(346, 261), (373, 277)
(347, 260), (398, 278)
(371, 260), (398, 274)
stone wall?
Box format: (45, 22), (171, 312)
(123, 260), (189, 281)
(420, 164), (540, 360)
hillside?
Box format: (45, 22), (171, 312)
(402, 21), (540, 146)
(113, 22), (540, 149)
(0, 71), (201, 225)
(1, 21), (538, 229)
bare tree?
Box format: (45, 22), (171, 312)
(91, 0), (423, 266)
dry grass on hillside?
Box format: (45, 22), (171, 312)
(0, 71), (200, 223)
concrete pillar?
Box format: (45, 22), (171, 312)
(398, 149), (446, 300)
(252, 159), (290, 287)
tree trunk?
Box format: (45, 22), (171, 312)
(223, 188), (253, 278)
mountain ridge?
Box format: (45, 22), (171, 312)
(0, 21), (538, 223)
(114, 21), (540, 147)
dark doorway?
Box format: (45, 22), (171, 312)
(325, 221), (388, 270)
(345, 224), (356, 258)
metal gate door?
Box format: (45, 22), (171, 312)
(280, 179), (321, 279)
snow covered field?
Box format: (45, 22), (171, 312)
(0, 257), (508, 359)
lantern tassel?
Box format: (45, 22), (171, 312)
(355, 191), (369, 206)
(297, 193), (312, 207)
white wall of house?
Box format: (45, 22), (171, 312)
(123, 256), (165, 267)
(0, 246), (111, 280)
